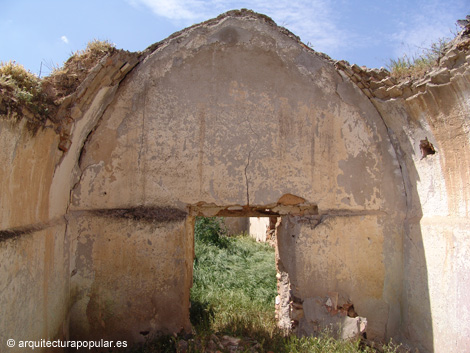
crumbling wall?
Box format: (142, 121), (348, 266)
(67, 211), (193, 343)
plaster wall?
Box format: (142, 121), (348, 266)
(277, 214), (403, 339)
(0, 120), (59, 229)
(0, 120), (69, 351)
(370, 62), (470, 352)
(67, 212), (193, 343)
(69, 14), (406, 343)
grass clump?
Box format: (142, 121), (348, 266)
(0, 61), (53, 125)
(43, 39), (116, 99)
(387, 37), (450, 80)
(0, 61), (42, 103)
(1, 39), (116, 125)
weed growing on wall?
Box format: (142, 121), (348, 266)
(43, 39), (116, 100)
(387, 37), (450, 80)
(1, 39), (116, 125)
(0, 61), (50, 119)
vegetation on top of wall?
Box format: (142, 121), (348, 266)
(386, 37), (451, 81)
(42, 39), (115, 100)
(0, 61), (52, 124)
(0, 39), (115, 127)
(386, 17), (470, 81)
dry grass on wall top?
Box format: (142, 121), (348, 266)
(0, 39), (115, 127)
(386, 37), (451, 81)
(42, 39), (116, 100)
(0, 60), (52, 125)
(386, 16), (470, 82)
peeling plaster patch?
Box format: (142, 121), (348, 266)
(337, 153), (381, 207)
(71, 162), (104, 206)
(294, 50), (323, 77)
(277, 193), (306, 205)
(341, 113), (372, 158)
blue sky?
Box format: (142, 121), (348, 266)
(1, 0), (468, 76)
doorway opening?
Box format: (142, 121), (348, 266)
(189, 215), (280, 351)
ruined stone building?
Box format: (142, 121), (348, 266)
(1, 10), (470, 353)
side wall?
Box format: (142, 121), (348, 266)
(0, 51), (139, 352)
(372, 61), (470, 352)
(0, 119), (70, 352)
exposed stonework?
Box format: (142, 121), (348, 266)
(1, 9), (470, 353)
(335, 34), (470, 102)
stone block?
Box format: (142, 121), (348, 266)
(380, 77), (396, 87)
(440, 57), (453, 69)
(387, 85), (403, 98)
(446, 49), (459, 60)
(362, 88), (373, 98)
(351, 64), (362, 73)
(373, 86), (389, 99)
(450, 66), (466, 76)
(335, 60), (348, 69)
(369, 80), (382, 90)
(70, 106), (82, 120)
(430, 68), (450, 84)
(402, 86), (413, 99)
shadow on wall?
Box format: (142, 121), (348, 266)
(402, 170), (434, 352)
(374, 103), (435, 351)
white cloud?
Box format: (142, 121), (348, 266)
(127, 0), (349, 56)
(61, 35), (69, 44)
(131, 0), (206, 20)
